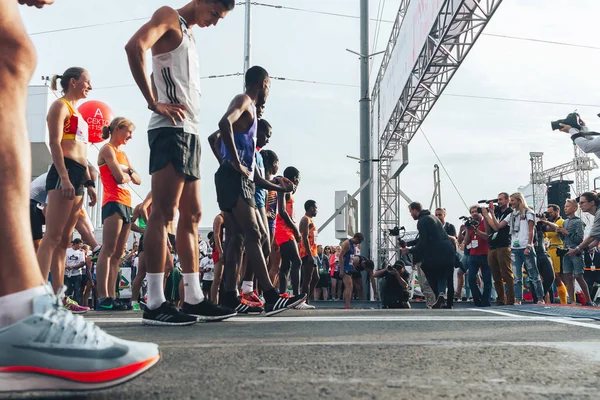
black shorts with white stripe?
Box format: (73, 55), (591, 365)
(215, 161), (256, 212)
(148, 127), (201, 181)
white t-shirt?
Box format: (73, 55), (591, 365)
(200, 257), (214, 281)
(502, 209), (535, 250)
(65, 248), (85, 277)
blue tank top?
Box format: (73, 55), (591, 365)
(221, 101), (257, 180)
(343, 240), (355, 267)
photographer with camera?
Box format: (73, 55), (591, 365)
(482, 193), (545, 304)
(559, 194), (599, 306)
(557, 114), (600, 159)
(463, 206), (492, 307)
(374, 260), (411, 309)
(532, 214), (555, 303)
(538, 205), (568, 304)
(485, 193), (515, 305)
(401, 202), (454, 308)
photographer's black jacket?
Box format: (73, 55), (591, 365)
(409, 210), (454, 265)
(489, 207), (512, 249)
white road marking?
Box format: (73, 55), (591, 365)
(87, 315), (550, 324)
(470, 308), (529, 318)
(476, 308), (600, 331)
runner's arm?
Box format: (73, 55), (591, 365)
(218, 94), (252, 171)
(99, 146), (131, 184)
(46, 101), (71, 182)
(213, 216), (224, 255)
(207, 130), (224, 164)
(254, 173), (291, 192)
(123, 154), (142, 185)
(125, 7), (182, 110)
(130, 206), (145, 234)
(277, 192), (299, 235)
(299, 216), (310, 256)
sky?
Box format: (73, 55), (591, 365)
(20, 0), (600, 250)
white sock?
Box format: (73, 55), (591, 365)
(146, 273), (167, 310)
(241, 281), (254, 295)
(0, 285), (48, 328)
(93, 245), (101, 252)
(183, 272), (204, 305)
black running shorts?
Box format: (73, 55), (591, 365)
(30, 200), (45, 241)
(148, 127), (201, 181)
(102, 201), (133, 224)
(46, 157), (87, 196)
(215, 161), (256, 212)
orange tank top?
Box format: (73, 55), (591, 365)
(275, 194), (296, 246)
(59, 98), (88, 143)
(99, 143), (132, 207)
(299, 216), (318, 258)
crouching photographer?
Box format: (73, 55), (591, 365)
(374, 260), (411, 309)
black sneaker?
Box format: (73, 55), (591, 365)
(432, 295), (445, 309)
(264, 294), (307, 316)
(142, 302), (197, 326)
(113, 298), (129, 311)
(95, 297), (114, 311)
(222, 294), (264, 315)
(181, 299), (237, 322)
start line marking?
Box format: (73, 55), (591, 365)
(86, 311), (600, 330)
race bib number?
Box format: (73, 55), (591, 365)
(471, 240), (479, 249)
(513, 240), (520, 248)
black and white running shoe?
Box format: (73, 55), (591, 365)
(181, 299), (237, 322)
(264, 294), (307, 316)
(222, 293), (264, 315)
(142, 302), (197, 326)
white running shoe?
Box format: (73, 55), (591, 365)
(0, 285), (160, 392)
(294, 301), (315, 310)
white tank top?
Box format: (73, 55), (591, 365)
(148, 14), (201, 135)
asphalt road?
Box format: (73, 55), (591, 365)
(6, 304), (600, 400)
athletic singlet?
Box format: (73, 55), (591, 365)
(220, 102), (257, 180)
(275, 193), (296, 246)
(266, 187), (278, 233)
(59, 98), (88, 143)
(254, 149), (266, 206)
(299, 216), (318, 258)
(343, 240), (355, 269)
(148, 13), (201, 135)
(99, 143), (132, 207)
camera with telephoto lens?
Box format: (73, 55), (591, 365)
(551, 112), (582, 131)
(459, 215), (479, 228)
(556, 247), (570, 257)
(536, 211), (550, 219)
(388, 226), (405, 237)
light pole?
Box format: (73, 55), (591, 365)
(345, 0), (386, 259)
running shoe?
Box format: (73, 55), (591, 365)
(432, 295), (445, 309)
(242, 292), (264, 307)
(264, 293), (307, 316)
(222, 294), (263, 315)
(180, 299), (237, 322)
(95, 297), (114, 311)
(112, 298), (129, 311)
(142, 302), (197, 326)
(294, 302), (315, 310)
(63, 296), (89, 314)
(0, 286), (160, 392)
(131, 302), (141, 311)
(240, 296), (263, 308)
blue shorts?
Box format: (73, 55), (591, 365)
(562, 254), (585, 275)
